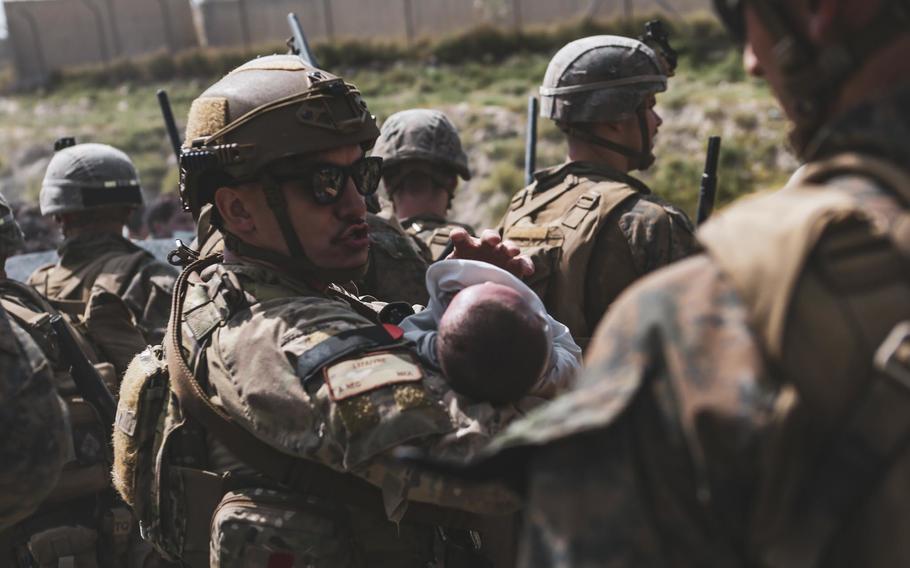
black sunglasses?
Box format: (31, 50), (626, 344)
(714, 0), (746, 45)
(270, 156), (384, 205)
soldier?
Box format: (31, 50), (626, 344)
(458, 0), (910, 566)
(0, 191), (166, 567)
(498, 33), (695, 347)
(113, 55), (541, 568)
(372, 109), (476, 260)
(0, 196), (67, 531)
(28, 139), (177, 350)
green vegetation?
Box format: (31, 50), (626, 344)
(0, 17), (795, 228)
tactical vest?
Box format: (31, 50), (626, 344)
(401, 215), (474, 261)
(501, 172), (640, 345)
(29, 248), (149, 374)
(113, 256), (502, 568)
(699, 153), (910, 568)
(0, 279), (135, 568)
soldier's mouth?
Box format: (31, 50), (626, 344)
(335, 223), (370, 249)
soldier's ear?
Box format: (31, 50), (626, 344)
(214, 186), (255, 235)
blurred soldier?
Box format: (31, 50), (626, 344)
(498, 34), (695, 347)
(372, 109), (476, 260)
(0, 191), (163, 567)
(112, 55), (539, 568)
(465, 0), (910, 566)
(0, 196), (67, 532)
(28, 139), (177, 349)
(145, 195), (195, 241)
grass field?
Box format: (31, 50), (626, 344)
(0, 18), (797, 229)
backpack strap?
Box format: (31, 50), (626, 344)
(165, 257), (488, 531)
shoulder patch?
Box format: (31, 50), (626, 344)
(324, 351), (423, 401)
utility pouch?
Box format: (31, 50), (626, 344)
(112, 346), (168, 519)
(502, 225), (565, 299)
(209, 489), (358, 568)
(27, 525), (99, 568)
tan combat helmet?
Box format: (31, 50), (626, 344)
(0, 191), (24, 258)
(39, 138), (142, 216)
(179, 54), (380, 275)
(541, 31), (673, 170)
(713, 0), (910, 153)
(372, 109), (471, 199)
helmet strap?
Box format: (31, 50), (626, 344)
(564, 110), (654, 171)
(222, 176), (368, 284)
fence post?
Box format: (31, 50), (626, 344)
(624, 0), (633, 22)
(403, 0), (415, 44)
(158, 0), (175, 53)
(237, 0), (251, 51)
(322, 0), (335, 39)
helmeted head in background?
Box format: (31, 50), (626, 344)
(371, 109), (470, 219)
(40, 138), (143, 236)
(541, 33), (673, 171)
(179, 54), (382, 281)
(0, 191), (24, 259)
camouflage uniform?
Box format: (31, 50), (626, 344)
(468, 24), (910, 568)
(113, 56), (521, 568)
(0, 197), (67, 531)
(26, 142), (177, 349)
(498, 36), (694, 347)
(372, 109), (476, 260)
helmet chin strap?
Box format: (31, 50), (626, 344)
(223, 176), (368, 285)
(564, 106), (654, 171)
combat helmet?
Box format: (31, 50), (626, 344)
(541, 21), (677, 170)
(713, 0), (910, 154)
(372, 109), (471, 189)
(40, 138), (143, 216)
(179, 54), (380, 275)
(0, 191), (24, 257)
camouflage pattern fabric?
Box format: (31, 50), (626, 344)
(356, 213), (431, 305)
(476, 84), (910, 568)
(28, 232), (176, 344)
(400, 213), (476, 262)
(498, 161), (695, 346)
(164, 260), (519, 566)
(0, 306), (67, 530)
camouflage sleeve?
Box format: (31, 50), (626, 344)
(517, 255), (772, 566)
(121, 259), (177, 345)
(584, 197), (697, 329)
(207, 294), (519, 516)
(0, 313), (68, 530)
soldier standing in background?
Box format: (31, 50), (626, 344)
(372, 109), (476, 260)
(498, 33), (695, 348)
(113, 54), (543, 568)
(466, 0), (910, 565)
(27, 140), (177, 352)
(0, 194), (67, 533)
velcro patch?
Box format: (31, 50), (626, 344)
(324, 351), (423, 401)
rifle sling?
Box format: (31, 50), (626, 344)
(166, 256), (487, 531)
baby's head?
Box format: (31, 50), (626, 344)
(437, 282), (548, 404)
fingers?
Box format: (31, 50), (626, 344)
(502, 240), (521, 258)
(449, 228), (470, 244)
(479, 229), (502, 248)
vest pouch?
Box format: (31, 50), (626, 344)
(112, 346), (168, 521)
(502, 225), (565, 299)
(84, 290), (148, 375)
(210, 489), (359, 568)
(27, 525), (99, 568)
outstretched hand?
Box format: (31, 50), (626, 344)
(447, 228), (535, 279)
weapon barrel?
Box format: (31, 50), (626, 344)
(524, 95), (539, 187)
(49, 315), (116, 428)
(695, 136), (722, 226)
(157, 89), (182, 159)
(288, 12), (319, 68)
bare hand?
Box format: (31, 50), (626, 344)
(447, 228), (535, 279)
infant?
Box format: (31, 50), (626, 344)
(400, 259), (581, 405)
